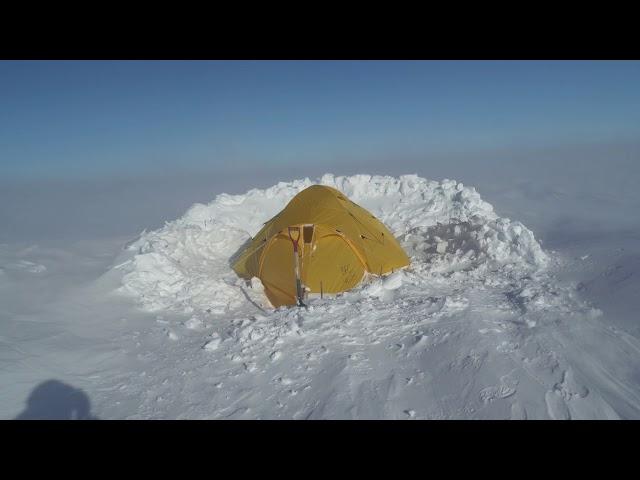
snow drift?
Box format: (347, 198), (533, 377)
(116, 174), (548, 314)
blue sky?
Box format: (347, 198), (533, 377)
(1, 60), (639, 181)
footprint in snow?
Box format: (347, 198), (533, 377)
(496, 341), (519, 354)
(184, 316), (205, 330)
(387, 343), (405, 351)
(270, 350), (282, 362)
(479, 384), (516, 404)
(409, 334), (430, 352)
(557, 368), (589, 399)
(165, 329), (179, 341)
(203, 334), (221, 351)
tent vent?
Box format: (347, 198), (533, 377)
(303, 225), (314, 244)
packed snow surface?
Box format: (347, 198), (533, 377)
(95, 174), (639, 419)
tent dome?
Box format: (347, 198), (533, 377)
(232, 185), (410, 307)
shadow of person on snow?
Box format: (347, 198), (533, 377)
(14, 379), (99, 420)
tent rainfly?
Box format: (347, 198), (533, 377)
(232, 185), (410, 307)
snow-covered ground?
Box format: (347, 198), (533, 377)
(2, 171), (639, 419)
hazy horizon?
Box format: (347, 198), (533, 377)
(2, 61), (639, 182)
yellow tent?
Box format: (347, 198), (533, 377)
(232, 185), (410, 307)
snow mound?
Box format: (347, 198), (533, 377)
(116, 174), (548, 314)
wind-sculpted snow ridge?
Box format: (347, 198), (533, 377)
(117, 174), (548, 315)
